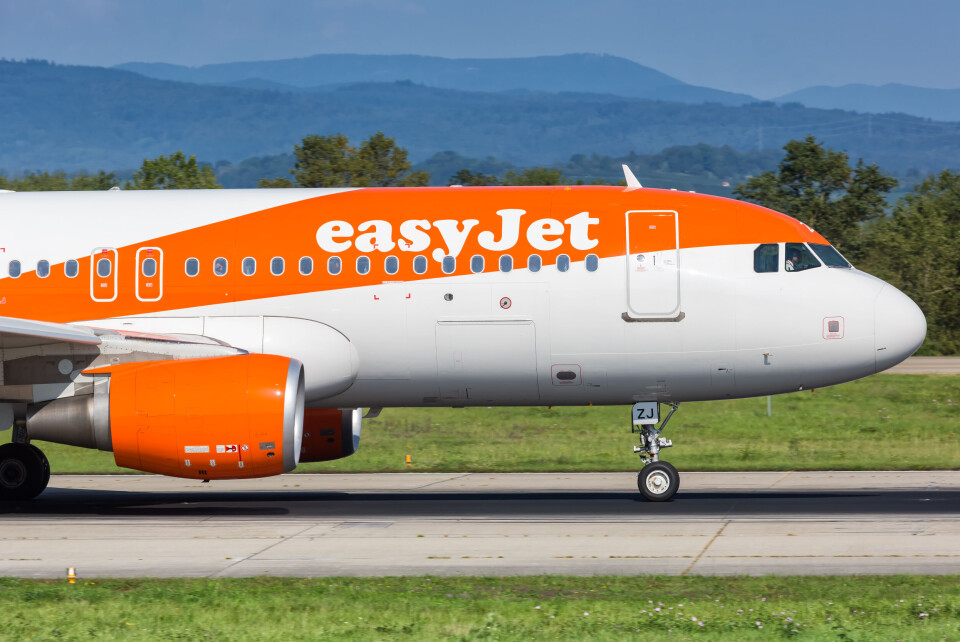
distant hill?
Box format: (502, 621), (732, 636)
(3, 60), (960, 175)
(115, 53), (758, 106)
(220, 144), (783, 195)
(775, 83), (960, 122)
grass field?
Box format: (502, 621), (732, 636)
(1, 575), (957, 640)
(31, 374), (960, 474)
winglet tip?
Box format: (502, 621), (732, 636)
(621, 164), (642, 189)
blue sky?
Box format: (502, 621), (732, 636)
(1, 0), (957, 98)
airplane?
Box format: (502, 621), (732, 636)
(0, 167), (926, 502)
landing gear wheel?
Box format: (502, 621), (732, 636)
(638, 461), (679, 502)
(27, 444), (50, 494)
(0, 443), (48, 501)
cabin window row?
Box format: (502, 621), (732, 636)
(185, 254), (601, 277)
(328, 253), (600, 276)
(7, 254), (602, 280)
(7, 259), (80, 279)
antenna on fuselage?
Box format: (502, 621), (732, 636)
(621, 164), (642, 189)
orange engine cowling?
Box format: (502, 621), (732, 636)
(299, 408), (362, 463)
(106, 355), (304, 479)
(26, 355), (305, 480)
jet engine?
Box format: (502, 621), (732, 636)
(25, 354), (304, 480)
(299, 407), (362, 463)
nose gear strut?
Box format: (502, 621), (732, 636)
(632, 402), (680, 501)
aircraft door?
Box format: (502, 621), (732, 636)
(136, 247), (163, 302)
(90, 248), (118, 302)
(625, 210), (681, 318)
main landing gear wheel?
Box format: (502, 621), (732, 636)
(0, 442), (49, 501)
(28, 444), (51, 494)
(638, 461), (679, 502)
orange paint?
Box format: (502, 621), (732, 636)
(100, 354), (293, 479)
(1, 187), (828, 323)
(299, 408), (351, 463)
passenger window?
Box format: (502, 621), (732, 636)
(385, 256), (399, 275)
(753, 244), (779, 273)
(356, 256), (370, 275)
(528, 255), (542, 273)
(470, 255), (484, 274)
(37, 260), (50, 278)
(271, 257), (284, 276)
(785, 243), (820, 272)
(213, 257), (228, 276)
(585, 254), (599, 272)
(413, 255), (427, 275)
(499, 255), (513, 273)
(299, 257), (313, 275)
(141, 258), (157, 277)
(96, 258), (111, 278)
(327, 256), (341, 275)
(242, 257), (256, 276)
(557, 254), (570, 272)
(8, 260), (20, 278)
(65, 259), (79, 278)
(809, 243), (852, 268)
(185, 258), (199, 277)
(441, 255), (455, 274)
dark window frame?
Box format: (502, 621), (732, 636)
(242, 257), (257, 277)
(327, 256), (342, 276)
(784, 242), (821, 273)
(356, 256), (371, 275)
(299, 256), (314, 275)
(753, 243), (779, 273)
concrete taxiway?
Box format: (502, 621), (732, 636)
(1, 471), (959, 578)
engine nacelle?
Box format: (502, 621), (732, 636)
(26, 354), (304, 480)
(299, 408), (362, 463)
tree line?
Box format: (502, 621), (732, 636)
(1, 133), (956, 355)
(735, 136), (958, 355)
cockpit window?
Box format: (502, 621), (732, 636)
(753, 244), (779, 273)
(809, 243), (852, 268)
(784, 243), (820, 272)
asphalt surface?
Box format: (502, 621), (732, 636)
(2, 471), (959, 578)
(883, 356), (960, 374)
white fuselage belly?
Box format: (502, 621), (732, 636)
(1, 188), (922, 408)
(86, 245), (883, 407)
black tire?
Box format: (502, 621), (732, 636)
(638, 461), (679, 502)
(0, 443), (47, 501)
(27, 444), (50, 493)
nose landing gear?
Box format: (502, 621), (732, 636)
(633, 402), (680, 501)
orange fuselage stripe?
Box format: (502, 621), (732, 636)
(1, 186), (826, 322)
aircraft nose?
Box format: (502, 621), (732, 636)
(875, 284), (927, 372)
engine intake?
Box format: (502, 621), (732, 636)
(27, 354), (304, 480)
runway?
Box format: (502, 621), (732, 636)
(2, 471), (959, 578)
(883, 356), (960, 374)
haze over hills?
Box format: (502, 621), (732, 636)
(115, 53), (758, 106)
(775, 83), (960, 122)
(3, 59), (960, 177)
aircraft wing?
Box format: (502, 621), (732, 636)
(0, 316), (102, 349)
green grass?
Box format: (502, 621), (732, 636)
(1, 575), (957, 640)
(32, 374), (960, 474)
